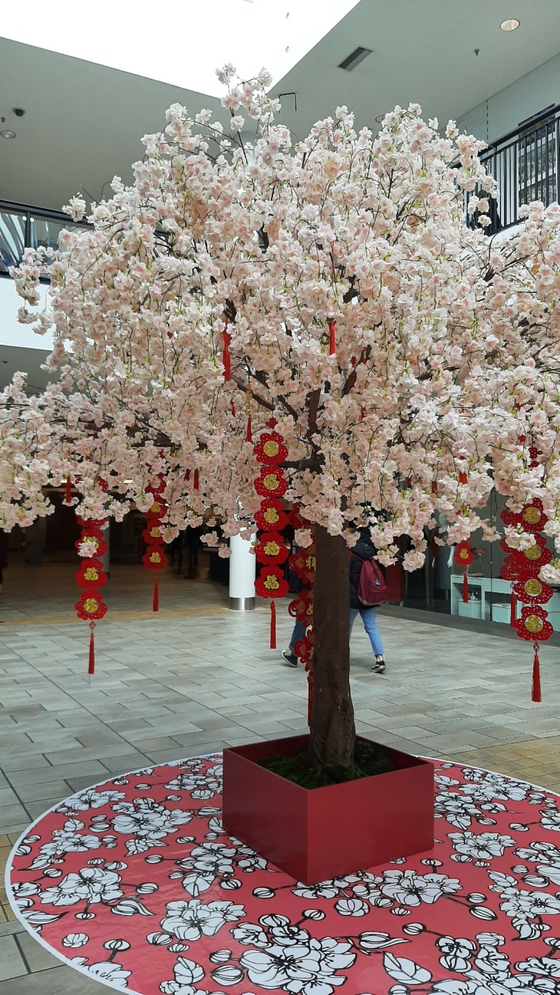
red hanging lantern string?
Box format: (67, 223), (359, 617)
(142, 480), (168, 612)
(74, 509), (109, 677)
(254, 419), (290, 649)
(501, 495), (553, 702)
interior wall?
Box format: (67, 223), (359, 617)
(458, 51), (560, 144)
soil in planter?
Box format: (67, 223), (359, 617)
(258, 738), (394, 789)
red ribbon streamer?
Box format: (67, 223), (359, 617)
(222, 320), (231, 382)
(246, 414), (252, 443)
(510, 593), (517, 627)
(329, 319), (336, 355)
(88, 623), (95, 676)
(153, 574), (159, 613)
(532, 643), (541, 703)
(194, 469), (199, 490)
(270, 601), (276, 650)
(65, 476), (72, 505)
(462, 570), (469, 604)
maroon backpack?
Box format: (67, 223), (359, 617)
(355, 554), (387, 606)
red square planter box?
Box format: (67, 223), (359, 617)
(222, 733), (434, 884)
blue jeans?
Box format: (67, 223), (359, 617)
(349, 607), (384, 657)
(289, 618), (306, 652)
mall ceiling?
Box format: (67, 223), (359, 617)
(1, 0), (560, 212)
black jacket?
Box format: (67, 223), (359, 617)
(349, 538), (377, 609)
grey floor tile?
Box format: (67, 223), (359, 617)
(0, 934), (27, 982)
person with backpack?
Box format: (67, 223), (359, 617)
(349, 533), (387, 673)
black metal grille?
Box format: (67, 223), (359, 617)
(475, 105), (560, 233)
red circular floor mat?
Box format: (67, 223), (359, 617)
(6, 754), (560, 995)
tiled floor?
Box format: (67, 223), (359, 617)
(0, 559), (559, 992)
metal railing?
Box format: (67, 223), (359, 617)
(477, 104), (560, 233)
(0, 200), (87, 276)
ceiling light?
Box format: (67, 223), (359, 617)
(0, 130), (16, 139)
(338, 46), (372, 72)
(500, 18), (520, 30)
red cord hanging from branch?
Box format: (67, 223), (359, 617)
(222, 317), (231, 382)
(329, 319), (336, 355)
(75, 510), (109, 677)
(532, 642), (542, 703)
(64, 476), (72, 505)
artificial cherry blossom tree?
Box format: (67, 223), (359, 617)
(2, 66), (560, 768)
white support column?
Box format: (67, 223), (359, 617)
(229, 532), (256, 610)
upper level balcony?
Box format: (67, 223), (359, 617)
(479, 102), (560, 233)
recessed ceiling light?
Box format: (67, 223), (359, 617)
(500, 18), (520, 30)
(0, 130), (16, 139)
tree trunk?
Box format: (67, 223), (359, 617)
(308, 525), (356, 767)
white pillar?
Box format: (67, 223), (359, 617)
(229, 532), (256, 610)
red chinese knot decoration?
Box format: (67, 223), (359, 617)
(74, 492), (109, 676)
(253, 420), (290, 648)
(454, 540), (473, 604)
(500, 487), (554, 702)
(143, 481), (168, 612)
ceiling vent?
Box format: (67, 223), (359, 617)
(338, 46), (372, 71)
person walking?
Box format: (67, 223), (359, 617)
(349, 534), (386, 673)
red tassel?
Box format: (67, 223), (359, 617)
(184, 469), (190, 482)
(463, 570), (469, 603)
(88, 625), (95, 676)
(230, 399), (236, 417)
(510, 593), (517, 627)
(222, 321), (231, 382)
(432, 481), (438, 494)
(194, 469), (199, 490)
(246, 414), (252, 442)
(270, 601), (276, 649)
(459, 471), (467, 484)
(329, 319), (336, 355)
(360, 406), (366, 421)
(532, 643), (541, 702)
(153, 574), (159, 612)
(65, 476), (72, 504)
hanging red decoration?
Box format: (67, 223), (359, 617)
(501, 489), (554, 701)
(329, 319), (336, 355)
(454, 541), (473, 603)
(222, 317), (231, 382)
(254, 465), (288, 498)
(74, 504), (109, 677)
(255, 498), (290, 533)
(143, 481), (168, 612)
(64, 476), (72, 505)
(253, 419), (290, 652)
(254, 532), (290, 565)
